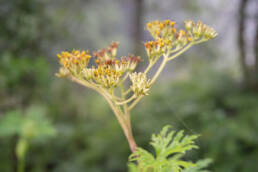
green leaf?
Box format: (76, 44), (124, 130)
(182, 159), (213, 172)
(0, 105), (56, 141)
(22, 105), (56, 140)
(0, 110), (23, 137)
(128, 125), (204, 172)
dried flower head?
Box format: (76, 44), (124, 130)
(93, 41), (119, 61)
(129, 72), (151, 96)
(190, 20), (218, 40)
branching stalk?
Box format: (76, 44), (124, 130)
(56, 19), (217, 155)
(123, 88), (132, 96)
(167, 43), (193, 61)
(116, 95), (136, 105)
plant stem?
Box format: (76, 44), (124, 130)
(18, 157), (25, 172)
(128, 57), (167, 110)
(123, 88), (132, 96)
(167, 43), (193, 61)
(119, 85), (133, 136)
(70, 76), (137, 152)
(144, 62), (153, 74)
(128, 44), (193, 110)
(150, 56), (168, 84)
(116, 95), (136, 105)
(94, 86), (138, 152)
(16, 138), (28, 172)
(102, 90), (137, 152)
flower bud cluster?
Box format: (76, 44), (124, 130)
(56, 50), (91, 76)
(57, 19), (217, 98)
(146, 20), (176, 40)
(83, 54), (140, 88)
(129, 72), (151, 96)
(57, 50), (91, 69)
(184, 20), (217, 40)
(144, 38), (167, 62)
(145, 20), (193, 62)
(83, 65), (123, 88)
(57, 42), (141, 89)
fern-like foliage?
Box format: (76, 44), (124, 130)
(182, 159), (213, 172)
(128, 125), (203, 172)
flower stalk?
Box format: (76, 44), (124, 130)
(56, 19), (217, 153)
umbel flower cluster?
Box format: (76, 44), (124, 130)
(56, 19), (217, 153)
(57, 42), (142, 91)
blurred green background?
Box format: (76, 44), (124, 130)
(0, 0), (258, 171)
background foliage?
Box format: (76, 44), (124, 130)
(0, 0), (258, 172)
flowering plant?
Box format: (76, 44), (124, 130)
(56, 19), (217, 170)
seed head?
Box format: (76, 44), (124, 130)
(129, 72), (151, 96)
(192, 21), (217, 40)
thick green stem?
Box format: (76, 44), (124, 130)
(18, 157), (25, 172)
(16, 138), (28, 172)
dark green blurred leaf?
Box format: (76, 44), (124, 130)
(0, 110), (23, 137)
